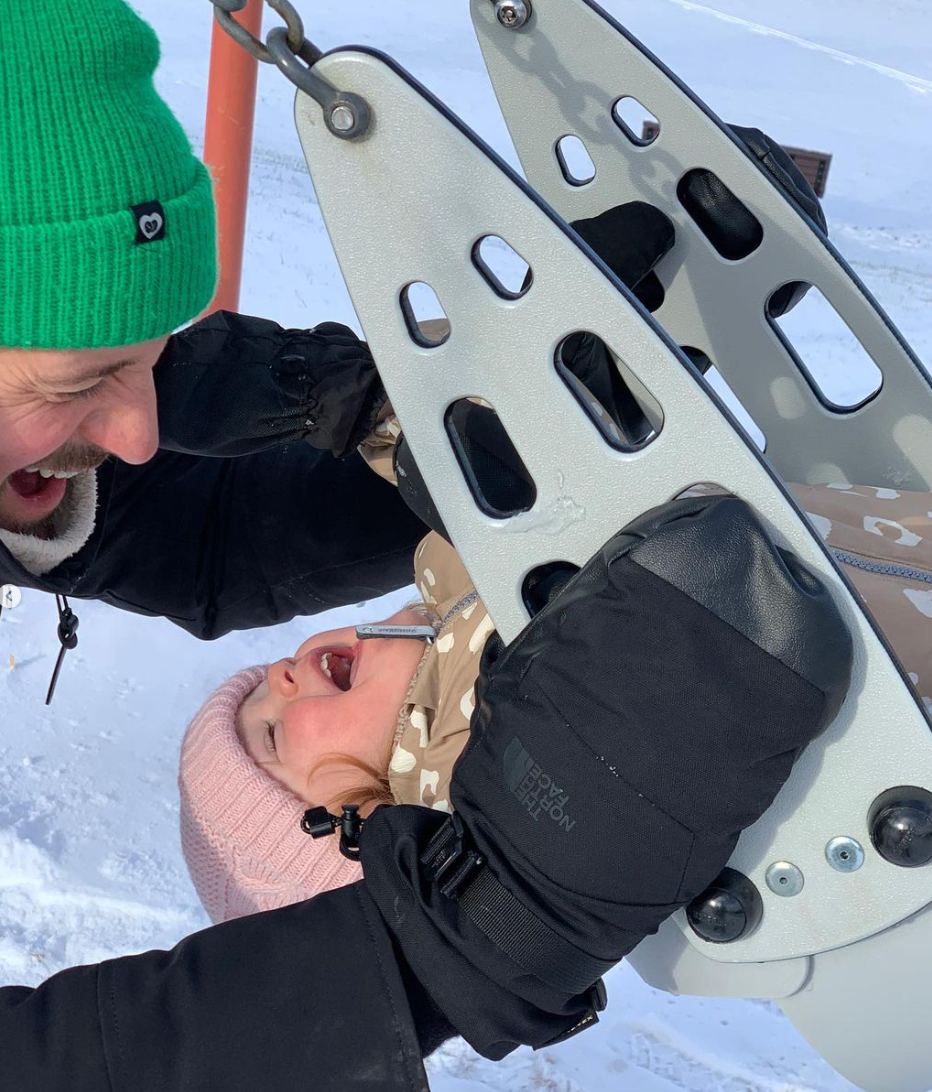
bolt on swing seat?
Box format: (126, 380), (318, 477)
(215, 0), (932, 1086)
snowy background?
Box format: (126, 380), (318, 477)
(2, 0), (931, 1088)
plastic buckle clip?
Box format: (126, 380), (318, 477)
(425, 813), (485, 898)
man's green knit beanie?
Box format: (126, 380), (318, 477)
(0, 0), (218, 349)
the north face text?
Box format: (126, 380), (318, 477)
(504, 736), (576, 831)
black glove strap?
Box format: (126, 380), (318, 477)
(422, 815), (615, 998)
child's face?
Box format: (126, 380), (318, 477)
(237, 608), (429, 804)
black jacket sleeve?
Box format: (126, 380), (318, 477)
(0, 884), (433, 1092)
(43, 441), (426, 639)
(10, 311), (427, 638)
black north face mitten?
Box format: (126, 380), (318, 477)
(360, 495), (852, 1059)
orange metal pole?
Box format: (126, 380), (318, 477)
(202, 1), (264, 314)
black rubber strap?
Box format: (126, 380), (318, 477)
(422, 817), (616, 996)
(459, 866), (616, 996)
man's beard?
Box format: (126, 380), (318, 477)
(0, 442), (109, 538)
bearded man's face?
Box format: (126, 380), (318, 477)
(0, 338), (168, 537)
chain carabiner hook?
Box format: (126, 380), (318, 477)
(208, 0), (371, 139)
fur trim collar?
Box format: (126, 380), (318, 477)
(0, 470), (98, 577)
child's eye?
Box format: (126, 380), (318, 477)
(265, 721), (278, 756)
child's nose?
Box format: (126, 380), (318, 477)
(268, 658), (299, 699)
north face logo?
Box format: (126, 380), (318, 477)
(504, 736), (575, 832)
(132, 200), (166, 245)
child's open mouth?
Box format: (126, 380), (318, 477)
(317, 647), (357, 692)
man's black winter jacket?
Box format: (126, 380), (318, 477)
(0, 310), (426, 638)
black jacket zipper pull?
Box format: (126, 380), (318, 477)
(45, 595), (79, 706)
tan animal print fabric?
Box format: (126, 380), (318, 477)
(791, 482), (932, 713)
(388, 533), (495, 811)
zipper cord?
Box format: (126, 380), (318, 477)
(438, 591), (480, 632)
(45, 594), (79, 706)
(832, 549), (932, 586)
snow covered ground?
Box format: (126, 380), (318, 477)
(1, 1), (930, 1088)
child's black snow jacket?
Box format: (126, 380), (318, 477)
(0, 882), (438, 1092)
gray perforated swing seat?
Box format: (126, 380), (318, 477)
(288, 6), (932, 1087)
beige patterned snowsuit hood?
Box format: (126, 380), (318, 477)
(363, 419), (932, 807)
(362, 420), (496, 810)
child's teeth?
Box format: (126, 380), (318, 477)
(24, 467), (40, 473)
(39, 469), (55, 479)
(320, 652), (332, 679)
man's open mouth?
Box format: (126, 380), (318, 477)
(8, 467), (82, 498)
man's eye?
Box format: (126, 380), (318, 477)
(52, 384), (101, 404)
(265, 721), (278, 756)
(66, 385), (102, 403)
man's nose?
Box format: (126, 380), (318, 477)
(78, 372), (160, 465)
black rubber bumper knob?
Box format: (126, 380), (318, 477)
(871, 787), (932, 868)
(686, 867), (763, 944)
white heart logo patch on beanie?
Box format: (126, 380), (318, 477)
(141, 213), (163, 239)
(131, 199), (166, 245)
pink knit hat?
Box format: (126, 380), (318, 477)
(179, 666), (361, 924)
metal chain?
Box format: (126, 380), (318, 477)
(209, 0), (304, 63)
(206, 0), (370, 139)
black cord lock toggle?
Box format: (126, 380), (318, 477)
(301, 804), (366, 861)
(45, 595), (80, 706)
(301, 806), (339, 839)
